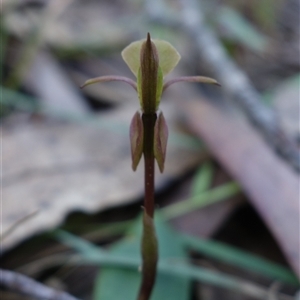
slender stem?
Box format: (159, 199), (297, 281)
(137, 112), (158, 300)
(142, 113), (157, 217)
(144, 156), (155, 217)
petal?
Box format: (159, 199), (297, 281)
(154, 112), (168, 173)
(130, 111), (144, 171)
(80, 75), (137, 90)
(122, 37), (181, 77)
(163, 76), (221, 91)
(153, 39), (181, 76)
(122, 40), (144, 77)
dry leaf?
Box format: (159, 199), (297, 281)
(2, 102), (202, 251)
(175, 89), (300, 277)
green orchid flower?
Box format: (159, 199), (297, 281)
(82, 33), (219, 174)
(81, 33), (219, 300)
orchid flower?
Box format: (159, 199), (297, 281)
(82, 33), (219, 174)
(81, 33), (219, 300)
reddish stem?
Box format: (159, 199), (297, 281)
(137, 112), (158, 300)
(142, 113), (157, 217)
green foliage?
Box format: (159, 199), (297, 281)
(161, 182), (241, 220)
(54, 215), (298, 300)
(94, 213), (191, 300)
(160, 162), (240, 220)
(191, 162), (214, 196)
(182, 235), (299, 286)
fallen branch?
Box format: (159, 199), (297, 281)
(0, 268), (80, 300)
(145, 0), (300, 171)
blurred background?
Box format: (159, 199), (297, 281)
(1, 0), (299, 299)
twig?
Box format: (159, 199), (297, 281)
(144, 0), (300, 171)
(0, 268), (80, 300)
(1, 210), (39, 241)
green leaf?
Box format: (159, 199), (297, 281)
(54, 227), (298, 299)
(161, 182), (240, 220)
(191, 162), (214, 196)
(94, 213), (191, 300)
(121, 37), (181, 77)
(181, 235), (299, 286)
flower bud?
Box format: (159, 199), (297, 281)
(130, 111), (144, 171)
(154, 112), (168, 173)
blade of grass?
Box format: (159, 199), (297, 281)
(181, 235), (299, 286)
(56, 217), (299, 287)
(169, 131), (204, 150)
(94, 214), (191, 300)
(54, 181), (298, 288)
(191, 161), (214, 196)
(54, 230), (293, 300)
(161, 182), (240, 220)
